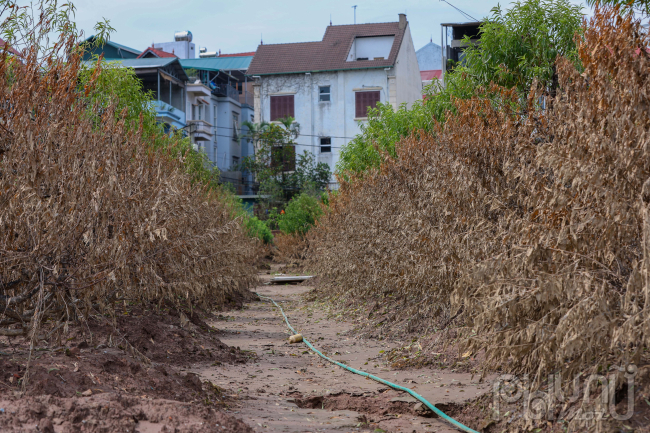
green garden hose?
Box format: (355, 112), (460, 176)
(256, 293), (479, 433)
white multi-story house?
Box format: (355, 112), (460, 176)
(246, 14), (422, 186)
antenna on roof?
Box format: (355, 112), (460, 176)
(261, 33), (264, 45)
(330, 13), (332, 26)
(352, 5), (357, 24)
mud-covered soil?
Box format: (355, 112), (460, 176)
(190, 268), (495, 433)
(0, 304), (254, 432)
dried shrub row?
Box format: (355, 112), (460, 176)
(0, 30), (257, 340)
(308, 8), (650, 384)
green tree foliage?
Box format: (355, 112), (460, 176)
(245, 216), (274, 244)
(336, 0), (584, 179)
(278, 193), (325, 236)
(463, 0), (583, 94)
(239, 118), (331, 205)
(336, 71), (478, 179)
(78, 62), (221, 189)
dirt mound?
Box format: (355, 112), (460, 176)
(0, 393), (253, 433)
(79, 305), (251, 365)
(0, 306), (255, 431)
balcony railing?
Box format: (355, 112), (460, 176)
(212, 83), (239, 101)
(239, 90), (254, 107)
(152, 100), (186, 128)
(187, 119), (213, 141)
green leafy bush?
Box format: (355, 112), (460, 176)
(278, 193), (324, 236)
(245, 216), (274, 244)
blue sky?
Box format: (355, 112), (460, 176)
(71, 0), (591, 55)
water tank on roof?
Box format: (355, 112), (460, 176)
(174, 31), (193, 42)
(199, 51), (218, 58)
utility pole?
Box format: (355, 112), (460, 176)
(352, 5), (357, 24)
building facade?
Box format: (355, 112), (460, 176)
(80, 34), (257, 193)
(180, 56), (256, 194)
(247, 14), (422, 186)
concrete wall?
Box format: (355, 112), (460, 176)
(184, 84), (244, 170)
(213, 96), (242, 171)
(393, 24), (423, 108)
(154, 41), (196, 59)
(256, 68), (390, 182)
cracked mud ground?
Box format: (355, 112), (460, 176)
(190, 268), (493, 433)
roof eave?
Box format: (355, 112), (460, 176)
(246, 64), (395, 77)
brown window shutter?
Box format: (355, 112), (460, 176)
(271, 97), (278, 121)
(270, 95), (295, 121)
(355, 91), (380, 118)
(285, 95), (296, 118)
(355, 92), (362, 118)
(368, 91), (380, 112)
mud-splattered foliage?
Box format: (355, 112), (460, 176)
(308, 7), (650, 385)
(0, 24), (257, 340)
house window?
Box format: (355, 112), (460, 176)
(271, 145), (296, 172)
(320, 137), (331, 153)
(355, 91), (380, 118)
(233, 113), (239, 140)
(270, 95), (294, 121)
(319, 86), (331, 102)
(232, 156), (240, 167)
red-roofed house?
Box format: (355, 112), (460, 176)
(137, 46), (177, 59)
(247, 14), (421, 187)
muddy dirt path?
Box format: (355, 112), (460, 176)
(189, 270), (493, 432)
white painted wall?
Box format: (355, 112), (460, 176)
(393, 24), (423, 108)
(213, 96), (242, 171)
(258, 69), (389, 183)
(255, 23), (421, 184)
(184, 83), (244, 170)
(154, 41), (196, 59)
(347, 36), (395, 61)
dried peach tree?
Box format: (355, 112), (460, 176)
(308, 7), (650, 386)
(0, 1), (257, 345)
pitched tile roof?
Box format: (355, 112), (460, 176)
(137, 46), (177, 58)
(0, 38), (21, 57)
(247, 21), (407, 75)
